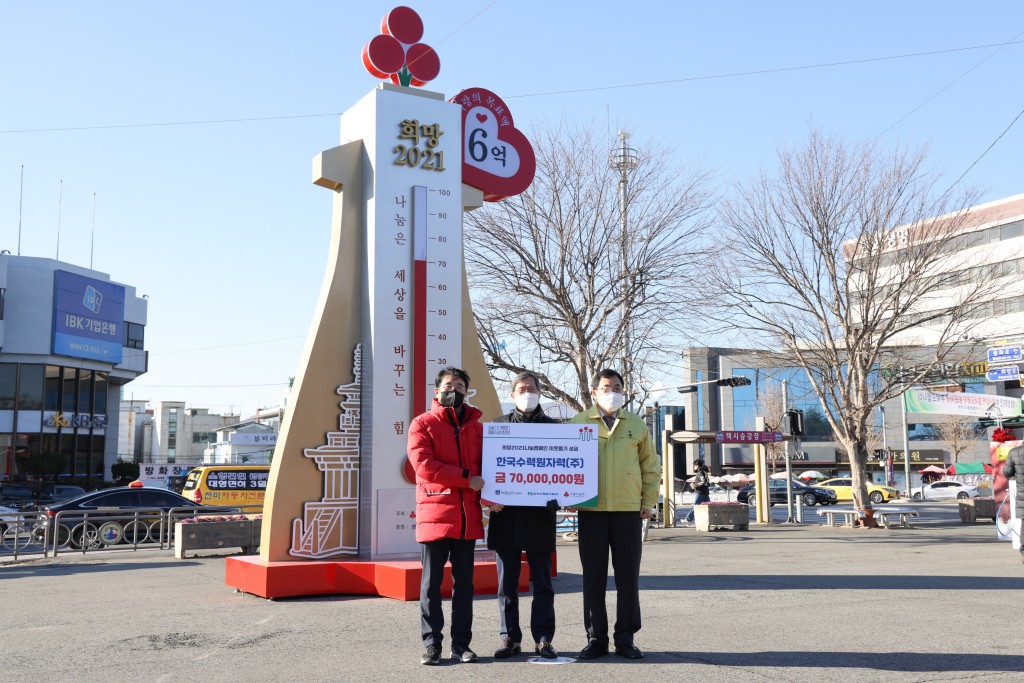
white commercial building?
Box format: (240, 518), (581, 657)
(204, 421), (278, 464)
(118, 399), (240, 466)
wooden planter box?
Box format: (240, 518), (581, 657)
(694, 503), (750, 531)
(174, 519), (261, 558)
(958, 497), (997, 523)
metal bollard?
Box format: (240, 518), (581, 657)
(795, 489), (804, 523)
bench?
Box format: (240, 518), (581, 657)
(874, 507), (918, 529)
(817, 507), (865, 527)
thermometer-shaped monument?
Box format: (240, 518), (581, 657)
(226, 6), (536, 599)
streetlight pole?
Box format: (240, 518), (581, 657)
(610, 132), (638, 393)
(901, 391), (912, 498)
(880, 404), (890, 486)
(783, 380), (795, 523)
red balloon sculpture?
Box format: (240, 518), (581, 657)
(362, 6), (440, 87)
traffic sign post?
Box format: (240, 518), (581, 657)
(987, 346), (1022, 365)
(986, 366), (1020, 383)
(715, 431), (785, 444)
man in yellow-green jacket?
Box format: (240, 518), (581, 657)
(569, 368), (659, 661)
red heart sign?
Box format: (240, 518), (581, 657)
(450, 87), (536, 202)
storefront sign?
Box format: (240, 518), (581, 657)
(229, 432), (278, 446)
(43, 412), (107, 431)
(482, 422), (597, 507)
(138, 463), (192, 489)
(52, 270), (125, 363)
(843, 448), (945, 466)
(882, 359), (987, 383)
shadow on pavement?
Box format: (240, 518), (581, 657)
(0, 560), (202, 578)
(636, 573), (1024, 591)
(649, 650), (1024, 673)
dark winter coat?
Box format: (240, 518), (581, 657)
(486, 406), (559, 554)
(691, 467), (710, 496)
(408, 399), (484, 543)
(1004, 445), (1024, 519)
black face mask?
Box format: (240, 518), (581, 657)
(439, 390), (465, 409)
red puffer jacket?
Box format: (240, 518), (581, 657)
(408, 399), (484, 543)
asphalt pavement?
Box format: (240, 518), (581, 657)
(2, 500), (1023, 683)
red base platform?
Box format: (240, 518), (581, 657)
(225, 551), (557, 601)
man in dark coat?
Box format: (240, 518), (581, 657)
(487, 371), (560, 660)
(1003, 443), (1024, 562)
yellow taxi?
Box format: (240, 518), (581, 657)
(816, 478), (900, 504)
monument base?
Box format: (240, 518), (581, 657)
(225, 551), (558, 601)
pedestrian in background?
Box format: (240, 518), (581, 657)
(681, 459), (711, 527)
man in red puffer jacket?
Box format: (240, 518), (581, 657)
(408, 367), (485, 666)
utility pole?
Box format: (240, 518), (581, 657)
(610, 131), (637, 394)
(901, 390), (912, 498)
(783, 380), (795, 522)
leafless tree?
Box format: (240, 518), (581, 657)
(933, 413), (984, 463)
(757, 380), (787, 465)
(465, 123), (715, 411)
(711, 129), (1001, 520)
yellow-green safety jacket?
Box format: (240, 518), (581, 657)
(569, 406), (660, 511)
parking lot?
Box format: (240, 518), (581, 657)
(2, 500), (1023, 682)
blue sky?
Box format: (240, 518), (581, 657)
(2, 2), (1022, 416)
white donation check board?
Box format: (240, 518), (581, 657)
(482, 422), (598, 507)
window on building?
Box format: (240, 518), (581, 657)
(78, 370), (94, 414)
(1001, 221), (1024, 241)
(74, 434), (89, 477)
(124, 322), (145, 350)
(94, 373), (107, 415)
(44, 366), (61, 411)
(62, 368), (77, 413)
(59, 434), (73, 475)
(17, 364), (45, 410)
(91, 434), (105, 477)
(0, 365), (15, 410)
(0, 434), (12, 479)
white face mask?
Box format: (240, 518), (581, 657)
(513, 392), (540, 413)
(596, 391), (625, 412)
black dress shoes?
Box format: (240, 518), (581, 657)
(535, 641), (558, 659)
(578, 640), (609, 660)
(494, 639), (520, 659)
(614, 643), (644, 659)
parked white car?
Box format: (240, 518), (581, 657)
(0, 504), (24, 535)
(0, 504), (39, 550)
(911, 481), (978, 500)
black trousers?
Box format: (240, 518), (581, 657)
(420, 538), (476, 648)
(495, 548), (555, 644)
(577, 510), (642, 648)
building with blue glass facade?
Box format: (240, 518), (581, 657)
(0, 255), (147, 483)
(678, 346), (1000, 486)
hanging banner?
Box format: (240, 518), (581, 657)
(903, 389), (1021, 418)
